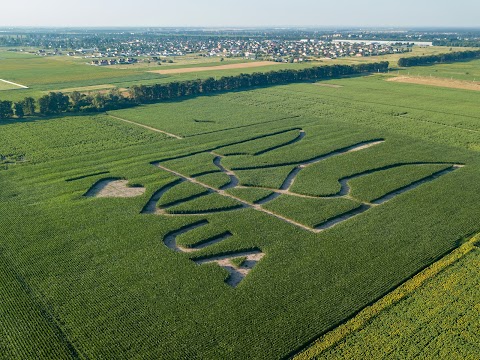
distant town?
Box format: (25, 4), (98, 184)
(2, 27), (479, 66)
(12, 38), (413, 65)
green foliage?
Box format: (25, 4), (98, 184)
(109, 95), (293, 137)
(161, 153), (218, 176)
(0, 100), (13, 119)
(0, 64), (479, 359)
(127, 62), (389, 104)
(236, 165), (296, 188)
(194, 172), (231, 189)
(225, 187), (274, 203)
(0, 114), (166, 163)
(1, 61), (390, 119)
(263, 195), (361, 227)
(217, 129), (302, 155)
(13, 102), (24, 118)
(22, 97), (36, 116)
(38, 92), (70, 115)
(398, 50), (480, 67)
(0, 254), (76, 359)
(319, 249), (480, 359)
(158, 181), (210, 207)
(165, 193), (243, 214)
(349, 164), (452, 202)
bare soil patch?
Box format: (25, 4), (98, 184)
(148, 61), (280, 75)
(387, 76), (480, 92)
(85, 179), (145, 198)
(194, 251), (265, 287)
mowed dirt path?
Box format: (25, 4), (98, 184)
(387, 75), (480, 91)
(149, 61), (280, 75)
(106, 114), (183, 139)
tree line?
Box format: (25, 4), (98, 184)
(432, 40), (480, 48)
(397, 50), (480, 67)
(0, 61), (389, 120)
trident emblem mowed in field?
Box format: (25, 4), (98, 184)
(85, 129), (462, 287)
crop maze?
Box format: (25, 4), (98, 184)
(85, 129), (462, 287)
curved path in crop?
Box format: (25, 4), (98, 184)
(162, 219), (263, 287)
(134, 131), (465, 287)
(145, 130), (462, 233)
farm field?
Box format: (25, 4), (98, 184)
(0, 58), (480, 359)
(387, 75), (480, 92)
(0, 45), (462, 102)
(300, 244), (480, 359)
(148, 60), (281, 74)
(394, 58), (480, 80)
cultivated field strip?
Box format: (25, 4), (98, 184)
(155, 127), (305, 164)
(295, 233), (480, 359)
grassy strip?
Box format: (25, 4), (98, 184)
(263, 195), (361, 228)
(225, 188), (274, 203)
(165, 193), (243, 214)
(194, 172), (232, 189)
(161, 152), (219, 177)
(158, 181), (210, 207)
(236, 165), (295, 189)
(217, 129), (301, 156)
(294, 232), (480, 359)
(349, 164), (452, 202)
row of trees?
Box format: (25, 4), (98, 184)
(398, 50), (480, 67)
(0, 90), (131, 119)
(0, 61), (389, 119)
(0, 98), (36, 119)
(128, 62), (389, 103)
(433, 40), (480, 48)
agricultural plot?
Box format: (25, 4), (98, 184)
(108, 96), (299, 137)
(1, 64), (480, 359)
(148, 61), (281, 74)
(313, 248), (480, 359)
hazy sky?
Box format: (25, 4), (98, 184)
(1, 0), (479, 28)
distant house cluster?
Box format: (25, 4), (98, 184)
(89, 58), (138, 66)
(24, 38), (409, 64)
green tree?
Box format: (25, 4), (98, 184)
(22, 97), (36, 115)
(38, 92), (70, 115)
(14, 102), (24, 118)
(69, 91), (83, 112)
(0, 100), (14, 119)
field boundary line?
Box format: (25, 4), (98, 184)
(291, 232), (480, 360)
(105, 113), (183, 139)
(0, 79), (29, 89)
